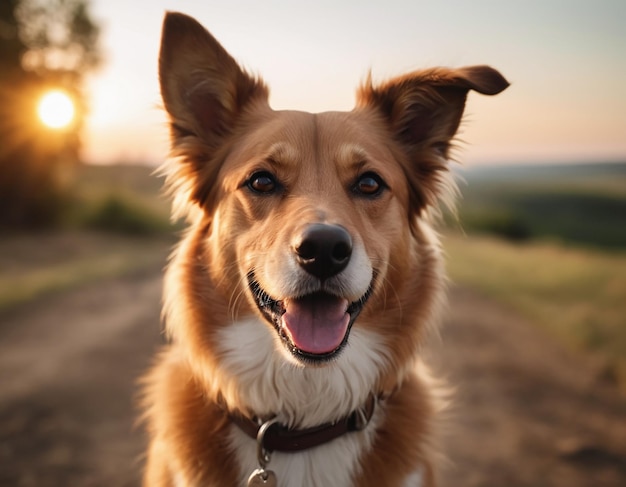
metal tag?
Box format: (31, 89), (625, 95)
(247, 468), (277, 487)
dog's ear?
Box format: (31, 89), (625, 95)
(159, 12), (269, 215)
(357, 66), (508, 211)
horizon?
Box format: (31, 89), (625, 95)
(81, 0), (626, 167)
(88, 156), (626, 172)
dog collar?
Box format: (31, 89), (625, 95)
(231, 394), (377, 453)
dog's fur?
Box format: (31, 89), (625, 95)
(142, 12), (508, 487)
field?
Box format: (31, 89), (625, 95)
(446, 161), (626, 386)
(3, 161), (624, 385)
(0, 232), (172, 311)
(2, 162), (625, 486)
(444, 234), (626, 385)
(452, 162), (626, 248)
(0, 164), (175, 312)
(4, 161), (626, 382)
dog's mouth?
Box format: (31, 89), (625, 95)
(247, 273), (373, 362)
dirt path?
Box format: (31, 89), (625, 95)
(0, 273), (624, 486)
(433, 287), (626, 487)
(0, 271), (164, 487)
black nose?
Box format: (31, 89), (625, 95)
(294, 224), (353, 280)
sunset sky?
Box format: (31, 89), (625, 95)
(83, 0), (626, 167)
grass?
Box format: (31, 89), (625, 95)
(444, 232), (626, 386)
(0, 232), (173, 312)
(64, 164), (176, 234)
(0, 164), (177, 313)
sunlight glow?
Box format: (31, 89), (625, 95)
(38, 91), (75, 129)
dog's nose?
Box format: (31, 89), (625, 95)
(294, 224), (352, 280)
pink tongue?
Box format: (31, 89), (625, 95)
(281, 294), (350, 355)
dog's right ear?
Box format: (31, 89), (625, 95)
(159, 12), (269, 213)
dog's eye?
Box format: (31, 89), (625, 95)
(247, 171), (277, 194)
(353, 172), (386, 197)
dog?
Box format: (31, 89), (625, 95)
(142, 11), (508, 487)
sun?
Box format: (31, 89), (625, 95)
(38, 90), (75, 129)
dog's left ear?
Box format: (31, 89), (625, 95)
(357, 66), (508, 210)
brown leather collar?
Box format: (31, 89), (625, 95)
(231, 395), (377, 453)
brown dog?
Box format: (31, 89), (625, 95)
(142, 11), (508, 487)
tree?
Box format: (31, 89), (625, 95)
(0, 1), (24, 77)
(0, 0), (101, 228)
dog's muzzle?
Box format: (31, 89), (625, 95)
(248, 223), (372, 363)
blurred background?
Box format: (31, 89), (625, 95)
(0, 0), (624, 486)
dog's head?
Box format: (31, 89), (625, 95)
(159, 13), (508, 373)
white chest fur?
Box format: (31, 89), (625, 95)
(229, 417), (379, 487)
(216, 318), (390, 485)
(215, 318), (389, 428)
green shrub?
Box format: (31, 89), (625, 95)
(82, 195), (173, 235)
(460, 210), (533, 242)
